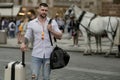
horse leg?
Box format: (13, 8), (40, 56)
(109, 42), (113, 54)
(95, 35), (99, 54)
(80, 29), (89, 54)
(98, 36), (102, 53)
(115, 45), (120, 58)
(83, 34), (92, 55)
(105, 33), (113, 57)
(80, 27), (92, 55)
(83, 34), (89, 54)
(88, 35), (92, 53)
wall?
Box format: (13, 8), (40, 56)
(102, 1), (120, 16)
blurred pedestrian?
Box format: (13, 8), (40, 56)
(8, 19), (16, 38)
(1, 17), (9, 30)
(28, 9), (36, 21)
(55, 15), (64, 32)
(18, 19), (25, 43)
(65, 17), (71, 33)
(20, 3), (62, 80)
(16, 17), (23, 44)
(23, 17), (29, 34)
(57, 18), (65, 33)
(69, 16), (79, 47)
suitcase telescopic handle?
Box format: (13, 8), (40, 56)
(22, 51), (25, 66)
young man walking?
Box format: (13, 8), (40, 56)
(20, 3), (62, 80)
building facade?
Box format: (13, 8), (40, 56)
(0, 0), (120, 17)
(102, 0), (120, 16)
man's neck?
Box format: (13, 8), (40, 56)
(38, 16), (46, 23)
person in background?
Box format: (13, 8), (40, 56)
(55, 15), (65, 33)
(18, 19), (25, 43)
(19, 17), (29, 43)
(65, 16), (71, 33)
(20, 3), (62, 80)
(23, 17), (29, 35)
(8, 18), (16, 38)
(18, 17), (29, 44)
(16, 17), (23, 44)
(69, 16), (79, 47)
(57, 18), (65, 33)
(28, 9), (36, 21)
(1, 17), (9, 30)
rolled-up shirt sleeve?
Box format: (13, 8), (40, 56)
(52, 20), (62, 33)
(24, 22), (33, 41)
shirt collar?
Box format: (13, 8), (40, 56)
(35, 17), (50, 23)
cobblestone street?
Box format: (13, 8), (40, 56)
(0, 48), (120, 80)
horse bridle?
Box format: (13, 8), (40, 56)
(77, 11), (86, 23)
(68, 9), (72, 16)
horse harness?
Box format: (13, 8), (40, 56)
(77, 11), (97, 35)
(106, 17), (119, 40)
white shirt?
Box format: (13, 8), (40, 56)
(25, 17), (61, 58)
(8, 22), (16, 31)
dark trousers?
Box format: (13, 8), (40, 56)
(9, 31), (15, 38)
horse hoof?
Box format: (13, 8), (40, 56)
(104, 54), (109, 57)
(104, 55), (109, 57)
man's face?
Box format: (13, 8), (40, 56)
(38, 6), (48, 18)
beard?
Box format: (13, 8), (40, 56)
(39, 13), (47, 19)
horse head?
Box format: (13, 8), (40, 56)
(64, 5), (76, 19)
(64, 4), (84, 20)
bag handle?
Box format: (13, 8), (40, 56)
(22, 51), (25, 66)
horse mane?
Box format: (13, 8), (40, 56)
(73, 5), (97, 19)
(73, 5), (82, 19)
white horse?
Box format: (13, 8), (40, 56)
(65, 4), (120, 56)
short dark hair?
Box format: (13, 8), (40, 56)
(39, 3), (48, 7)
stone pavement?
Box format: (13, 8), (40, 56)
(0, 33), (118, 53)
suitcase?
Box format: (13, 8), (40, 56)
(4, 51), (26, 80)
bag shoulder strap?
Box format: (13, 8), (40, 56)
(48, 19), (57, 46)
(48, 19), (53, 46)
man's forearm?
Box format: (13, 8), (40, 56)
(20, 37), (29, 51)
(23, 37), (29, 45)
(51, 30), (62, 39)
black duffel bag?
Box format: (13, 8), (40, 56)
(50, 46), (70, 69)
(48, 19), (70, 70)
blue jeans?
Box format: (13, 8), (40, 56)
(31, 56), (51, 80)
